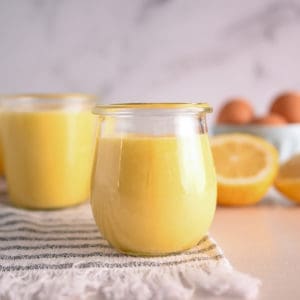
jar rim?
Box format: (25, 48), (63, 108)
(0, 93), (96, 101)
(92, 102), (212, 115)
(0, 93), (96, 112)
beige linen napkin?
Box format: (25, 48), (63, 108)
(0, 198), (260, 300)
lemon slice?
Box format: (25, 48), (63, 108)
(211, 134), (278, 206)
(275, 154), (300, 203)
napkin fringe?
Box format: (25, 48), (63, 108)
(0, 262), (260, 300)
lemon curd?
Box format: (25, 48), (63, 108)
(91, 133), (216, 255)
(0, 137), (4, 177)
(0, 110), (95, 209)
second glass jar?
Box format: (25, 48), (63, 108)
(0, 94), (96, 209)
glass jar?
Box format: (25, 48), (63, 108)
(0, 94), (96, 209)
(91, 103), (217, 256)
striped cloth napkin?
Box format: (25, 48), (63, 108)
(0, 197), (260, 300)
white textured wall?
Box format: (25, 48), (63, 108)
(1, 0), (300, 122)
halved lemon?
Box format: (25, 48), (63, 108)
(211, 133), (279, 206)
(274, 154), (300, 203)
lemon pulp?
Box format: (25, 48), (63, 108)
(275, 154), (300, 203)
(211, 134), (278, 206)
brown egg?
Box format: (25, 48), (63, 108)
(252, 113), (287, 126)
(217, 98), (254, 124)
(270, 92), (300, 123)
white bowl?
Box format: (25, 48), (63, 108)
(212, 124), (300, 162)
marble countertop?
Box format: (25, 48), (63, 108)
(2, 0), (300, 121)
(208, 191), (300, 300)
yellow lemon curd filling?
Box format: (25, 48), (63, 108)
(91, 133), (216, 255)
(0, 110), (95, 209)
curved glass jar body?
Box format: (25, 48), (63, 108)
(91, 103), (217, 256)
(0, 94), (96, 209)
